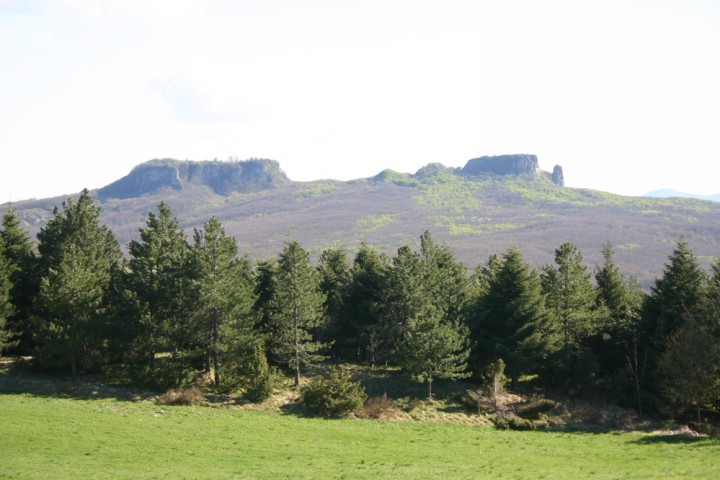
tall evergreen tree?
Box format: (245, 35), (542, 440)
(317, 246), (352, 353)
(642, 239), (707, 410)
(1, 204), (37, 353)
(593, 242), (645, 408)
(127, 202), (192, 386)
(381, 245), (426, 359)
(269, 240), (328, 386)
(33, 190), (122, 374)
(471, 247), (551, 379)
(190, 216), (256, 386)
(253, 257), (278, 335)
(401, 307), (471, 400)
(541, 242), (601, 389)
(342, 242), (391, 364)
(657, 311), (720, 423)
(418, 231), (469, 322)
(0, 238), (16, 355)
(643, 238), (706, 354)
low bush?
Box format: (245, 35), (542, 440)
(360, 394), (398, 419)
(494, 414), (536, 431)
(515, 399), (558, 420)
(302, 367), (367, 417)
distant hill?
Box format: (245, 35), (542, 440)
(645, 189), (720, 203)
(6, 155), (720, 287)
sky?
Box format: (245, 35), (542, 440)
(1, 0), (719, 203)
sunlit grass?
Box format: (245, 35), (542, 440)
(2, 393), (720, 479)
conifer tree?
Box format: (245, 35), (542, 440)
(127, 202), (192, 386)
(541, 242), (601, 388)
(593, 242), (645, 407)
(253, 257), (278, 334)
(1, 204), (37, 352)
(33, 190), (121, 374)
(269, 240), (328, 386)
(472, 247), (551, 379)
(643, 238), (706, 356)
(317, 246), (352, 352)
(381, 245), (426, 357)
(418, 231), (469, 322)
(0, 238), (16, 355)
(642, 239), (707, 409)
(342, 242), (391, 364)
(190, 216), (256, 386)
(401, 307), (470, 400)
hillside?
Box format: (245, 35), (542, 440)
(7, 155), (720, 286)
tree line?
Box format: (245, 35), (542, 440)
(1, 190), (719, 423)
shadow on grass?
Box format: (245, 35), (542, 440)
(629, 435), (720, 445)
(0, 357), (166, 404)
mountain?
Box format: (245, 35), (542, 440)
(6, 155), (720, 287)
(645, 189), (720, 203)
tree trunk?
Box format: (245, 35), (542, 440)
(212, 316), (220, 385)
(427, 379), (433, 400)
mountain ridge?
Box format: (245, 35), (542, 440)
(5, 155), (719, 287)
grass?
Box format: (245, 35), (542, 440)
(1, 391), (720, 479)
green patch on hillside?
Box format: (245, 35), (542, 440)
(415, 176), (487, 212)
(296, 181), (339, 199)
(617, 243), (642, 251)
(356, 214), (397, 232)
(1, 393), (719, 479)
(431, 215), (518, 236)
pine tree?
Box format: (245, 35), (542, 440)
(269, 240), (328, 387)
(342, 242), (391, 364)
(127, 202), (192, 386)
(33, 190), (121, 374)
(381, 245), (426, 358)
(253, 257), (278, 335)
(0, 238), (17, 355)
(643, 239), (707, 409)
(190, 216), (256, 386)
(657, 312), (720, 424)
(418, 231), (469, 322)
(593, 242), (646, 409)
(471, 246), (551, 379)
(541, 242), (601, 389)
(401, 307), (471, 400)
(643, 238), (706, 354)
(0, 204), (37, 353)
(317, 246), (352, 353)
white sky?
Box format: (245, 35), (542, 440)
(1, 0), (719, 202)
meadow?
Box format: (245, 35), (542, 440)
(2, 392), (719, 479)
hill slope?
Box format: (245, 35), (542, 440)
(7, 157), (720, 286)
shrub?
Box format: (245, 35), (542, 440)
(515, 399), (558, 420)
(242, 345), (277, 402)
(493, 414), (536, 431)
(302, 367), (367, 417)
(360, 394), (398, 419)
(156, 387), (205, 405)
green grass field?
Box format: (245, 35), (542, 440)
(2, 393), (719, 479)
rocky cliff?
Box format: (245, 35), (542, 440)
(461, 154), (564, 186)
(98, 158), (289, 199)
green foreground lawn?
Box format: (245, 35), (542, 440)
(1, 393), (719, 479)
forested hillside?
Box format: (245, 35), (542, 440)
(2, 191), (719, 429)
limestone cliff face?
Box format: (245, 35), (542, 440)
(98, 158), (289, 199)
(461, 154), (563, 186)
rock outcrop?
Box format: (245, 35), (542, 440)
(461, 154), (563, 186)
(98, 158), (289, 199)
